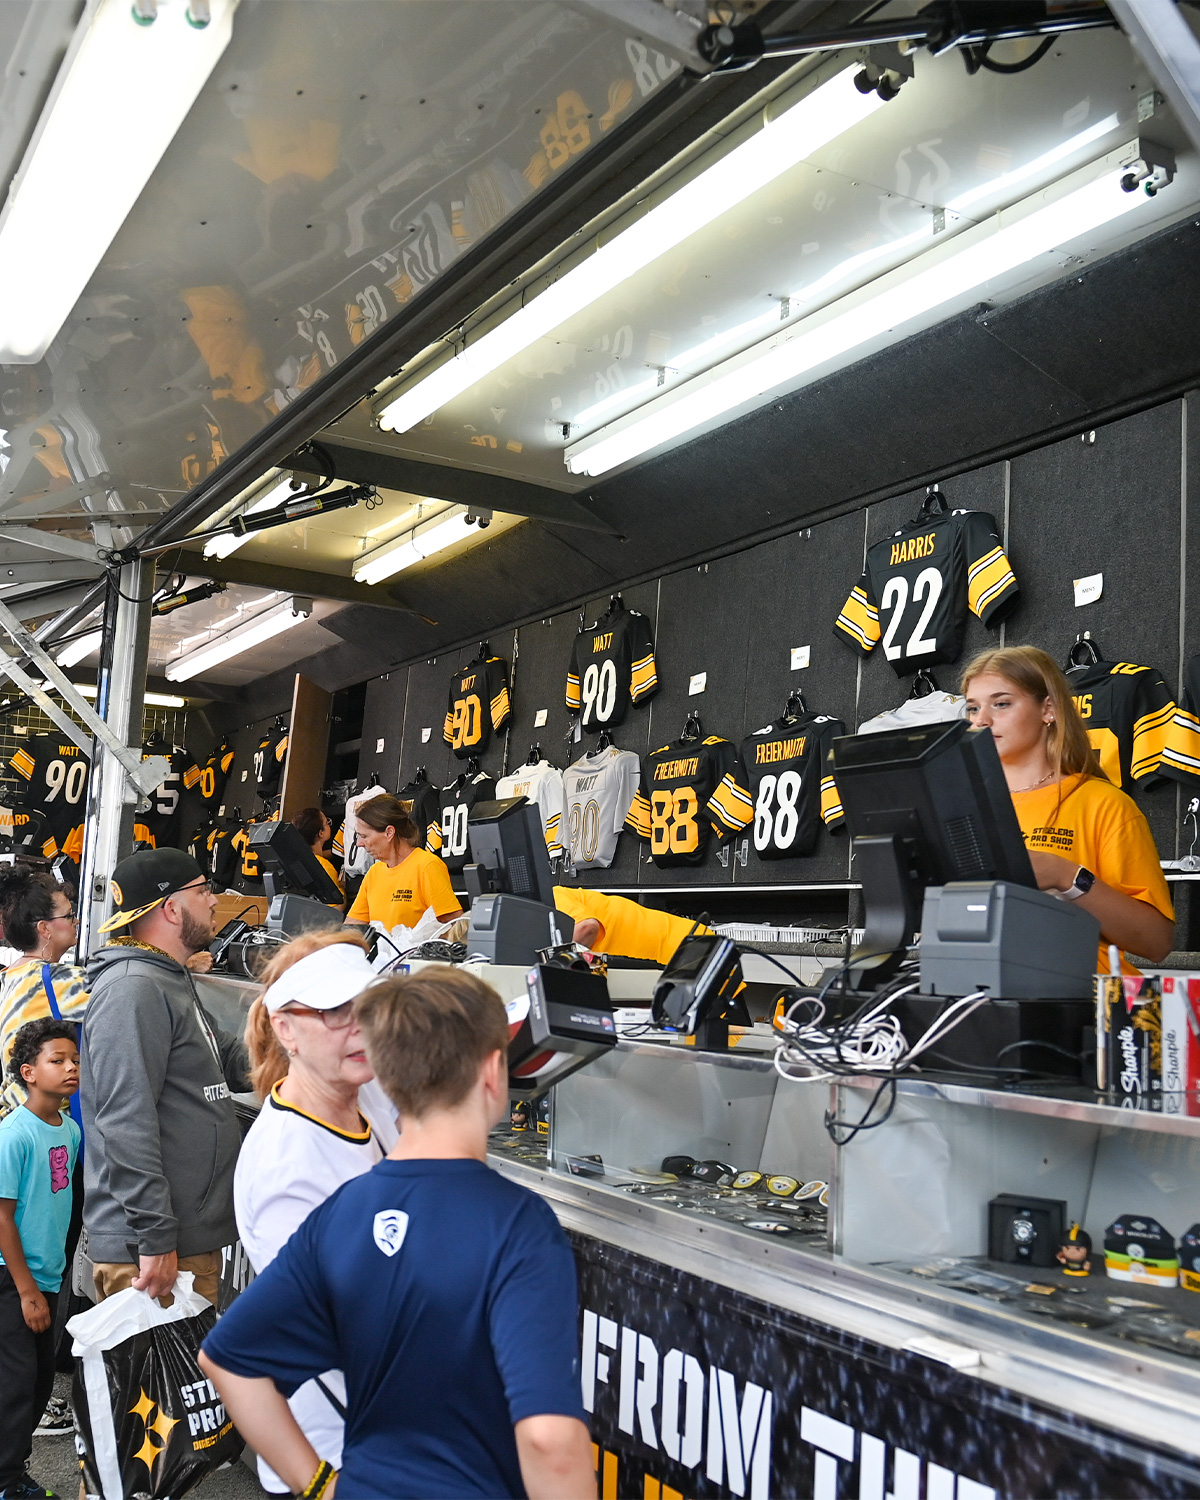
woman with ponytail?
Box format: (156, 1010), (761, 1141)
(961, 645), (1174, 972)
(0, 867), (86, 1116)
(235, 929), (395, 1496)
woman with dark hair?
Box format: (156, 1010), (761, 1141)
(961, 645), (1174, 972)
(0, 867), (86, 1117)
(345, 793), (461, 932)
(291, 806), (342, 893)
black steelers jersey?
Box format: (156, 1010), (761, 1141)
(707, 714), (846, 859)
(1065, 660), (1175, 791)
(0, 805), (56, 859)
(199, 743), (235, 811)
(566, 605), (658, 730)
(396, 779), (442, 848)
(231, 819), (272, 892)
(141, 747), (201, 849)
(1162, 654), (1200, 789)
(443, 657), (512, 759)
(836, 508), (1018, 673)
(625, 735), (735, 867)
(427, 773), (495, 873)
(209, 827), (238, 890)
(8, 736), (89, 859)
(253, 726), (289, 799)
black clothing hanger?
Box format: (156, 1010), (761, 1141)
(412, 766), (427, 784)
(475, 640), (490, 662)
(604, 592), (624, 616)
(368, 771), (380, 787)
(1066, 633), (1102, 669)
(273, 714), (286, 732)
(526, 743), (542, 766)
(907, 667), (939, 700)
(466, 755), (482, 776)
(142, 727), (167, 750)
(914, 486), (950, 524)
(781, 688), (807, 724)
(680, 712), (703, 743)
(595, 727), (614, 751)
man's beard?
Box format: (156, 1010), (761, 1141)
(179, 905), (215, 956)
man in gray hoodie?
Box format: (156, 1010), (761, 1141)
(81, 848), (247, 1306)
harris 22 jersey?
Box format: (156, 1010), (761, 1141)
(443, 657), (511, 759)
(566, 605), (658, 730)
(836, 508), (1017, 673)
(625, 735), (735, 868)
(708, 715), (845, 859)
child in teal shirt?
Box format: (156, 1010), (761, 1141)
(0, 1018), (80, 1500)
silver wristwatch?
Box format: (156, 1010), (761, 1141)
(1060, 865), (1095, 901)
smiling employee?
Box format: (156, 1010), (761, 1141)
(345, 795), (462, 931)
(961, 645), (1174, 974)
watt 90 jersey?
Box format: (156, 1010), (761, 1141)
(8, 736), (89, 859)
(708, 715), (845, 859)
(563, 746), (640, 870)
(566, 606), (658, 730)
(836, 508), (1018, 673)
(443, 657), (511, 758)
(1065, 659), (1175, 790)
(625, 735), (735, 867)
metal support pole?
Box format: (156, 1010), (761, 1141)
(1108, 0), (1200, 158)
(77, 562), (153, 956)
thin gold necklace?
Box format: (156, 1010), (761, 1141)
(1012, 769), (1056, 793)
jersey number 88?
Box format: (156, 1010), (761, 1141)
(650, 788), (698, 855)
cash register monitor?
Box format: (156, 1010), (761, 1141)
(830, 720), (1035, 988)
(245, 820), (344, 907)
(465, 797), (556, 906)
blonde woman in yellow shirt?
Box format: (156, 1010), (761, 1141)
(345, 795), (462, 931)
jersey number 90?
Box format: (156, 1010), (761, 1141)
(451, 696), (482, 750)
(582, 660), (617, 725)
(441, 803), (470, 858)
(45, 759), (86, 806)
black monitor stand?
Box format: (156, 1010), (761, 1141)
(824, 834), (927, 998)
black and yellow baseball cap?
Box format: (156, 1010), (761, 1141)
(98, 848), (206, 933)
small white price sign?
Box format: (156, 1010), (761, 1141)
(1074, 573), (1103, 607)
(689, 672), (707, 695)
(375, 738), (385, 754)
(791, 646), (810, 671)
(533, 709), (548, 727)
(420, 727), (431, 743)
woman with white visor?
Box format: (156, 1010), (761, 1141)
(234, 929), (396, 1496)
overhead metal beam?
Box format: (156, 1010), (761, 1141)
(0, 560), (104, 584)
(1108, 0), (1200, 157)
(288, 440), (623, 537)
(0, 526), (101, 562)
(175, 548), (437, 620)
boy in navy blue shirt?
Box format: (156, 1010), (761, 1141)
(201, 969), (594, 1500)
(0, 1018), (81, 1500)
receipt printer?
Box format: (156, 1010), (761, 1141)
(918, 881), (1100, 999)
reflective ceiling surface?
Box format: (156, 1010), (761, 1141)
(0, 0), (681, 562)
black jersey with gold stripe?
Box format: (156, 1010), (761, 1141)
(708, 714), (845, 859)
(626, 735), (735, 867)
(443, 657), (511, 759)
(1066, 659), (1175, 791)
(141, 747), (201, 849)
(836, 508), (1017, 674)
(1162, 654), (1200, 790)
(566, 605), (658, 730)
(253, 726), (288, 800)
(199, 743), (235, 811)
(7, 736), (89, 860)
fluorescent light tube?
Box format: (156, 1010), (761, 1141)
(0, 0), (238, 364)
(375, 66), (884, 433)
(353, 507), (479, 586)
(55, 630), (102, 669)
(67, 684), (186, 707)
(203, 474), (293, 559)
(566, 150), (1151, 478)
(165, 597), (312, 682)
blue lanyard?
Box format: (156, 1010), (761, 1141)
(41, 963), (84, 1138)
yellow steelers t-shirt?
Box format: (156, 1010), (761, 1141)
(316, 854), (343, 892)
(1010, 772), (1173, 973)
(552, 886), (710, 966)
(347, 849), (461, 930)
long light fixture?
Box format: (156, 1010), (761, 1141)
(375, 65), (884, 433)
(353, 507), (481, 586)
(55, 630), (103, 669)
(202, 473), (293, 559)
(165, 596), (313, 682)
(565, 143), (1158, 478)
(0, 0), (239, 364)
(67, 683), (187, 708)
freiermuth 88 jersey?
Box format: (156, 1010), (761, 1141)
(566, 605), (658, 730)
(443, 657), (512, 758)
(563, 746), (640, 870)
(8, 736), (89, 860)
(625, 735), (735, 867)
(1065, 659), (1175, 790)
(836, 508), (1018, 673)
(708, 715), (845, 859)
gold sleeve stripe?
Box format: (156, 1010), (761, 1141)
(565, 673), (581, 710)
(707, 779), (751, 834)
(1130, 702), (1176, 778)
(426, 823), (443, 852)
(276, 737), (289, 759)
(183, 765), (201, 788)
(41, 836), (58, 859)
(967, 550), (1017, 617)
(490, 687), (511, 729)
(625, 791), (652, 839)
(630, 652), (658, 699)
(443, 711), (454, 744)
(1113, 663), (1150, 675)
(1163, 711), (1200, 775)
(820, 775), (844, 826)
(10, 750), (34, 779)
(835, 588), (880, 652)
(331, 825), (344, 857)
(221, 751), (235, 772)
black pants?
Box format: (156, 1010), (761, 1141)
(0, 1266), (59, 1487)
